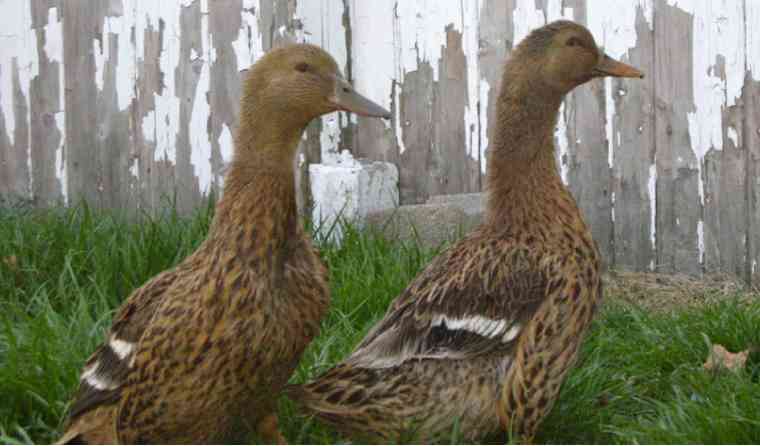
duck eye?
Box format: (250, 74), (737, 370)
(566, 37), (582, 47)
(295, 62), (310, 73)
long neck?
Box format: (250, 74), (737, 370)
(206, 113), (305, 261)
(485, 65), (579, 230)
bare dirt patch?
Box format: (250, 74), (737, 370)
(603, 270), (757, 312)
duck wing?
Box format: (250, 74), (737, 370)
(347, 232), (548, 369)
(64, 269), (179, 423)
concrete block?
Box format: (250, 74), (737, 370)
(426, 192), (485, 217)
(309, 151), (399, 239)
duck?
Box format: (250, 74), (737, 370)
(287, 20), (643, 443)
(57, 43), (390, 444)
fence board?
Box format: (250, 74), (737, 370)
(610, 3), (656, 271)
(653, 0), (701, 275)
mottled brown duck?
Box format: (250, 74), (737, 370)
(57, 44), (390, 444)
(287, 21), (643, 443)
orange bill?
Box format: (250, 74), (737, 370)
(593, 54), (644, 78)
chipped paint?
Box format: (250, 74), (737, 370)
(42, 6), (67, 201)
(0, 0), (37, 145)
(138, 3), (182, 164)
(189, 0), (212, 193)
(648, 161), (657, 252)
(666, 0), (744, 209)
(748, 0), (760, 78)
(478, 79), (490, 173)
(233, 0), (264, 71)
(462, 0), (482, 164)
(555, 103), (569, 184)
(298, 0), (349, 164)
(587, 1), (652, 181)
(697, 219), (705, 265)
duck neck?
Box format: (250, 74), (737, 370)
(208, 115), (305, 259)
(486, 71), (577, 230)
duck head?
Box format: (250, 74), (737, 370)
(242, 44), (390, 127)
(515, 20), (643, 94)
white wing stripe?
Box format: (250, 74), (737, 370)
(432, 314), (519, 342)
(80, 360), (118, 391)
(109, 336), (135, 360)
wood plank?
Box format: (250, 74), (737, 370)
(609, 3), (656, 271)
(132, 3), (167, 211)
(652, 0), (701, 275)
(430, 26), (480, 197)
(566, 2), (615, 268)
(208, 0), (245, 199)
(0, 58), (31, 202)
(746, 76), (760, 286)
(398, 61), (435, 204)
(689, 1), (748, 281)
(349, 0), (399, 170)
(29, 0), (64, 206)
(172, 0), (204, 214)
(62, 1), (106, 206)
(97, 8), (138, 211)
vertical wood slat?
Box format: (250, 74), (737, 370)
(611, 4), (656, 272)
(62, 1), (103, 207)
(566, 3), (615, 267)
(699, 1), (748, 281)
(653, 0), (701, 275)
(30, 1), (64, 207)
(746, 0), (760, 287)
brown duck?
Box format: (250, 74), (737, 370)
(287, 21), (643, 442)
(57, 44), (390, 444)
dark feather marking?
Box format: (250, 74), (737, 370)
(68, 381), (121, 420)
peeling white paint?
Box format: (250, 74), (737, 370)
(140, 3), (183, 164)
(748, 0), (760, 79)
(394, 1), (463, 82)
(218, 124), (234, 165)
(727, 125), (738, 147)
(463, 0), (482, 164)
(697, 219), (704, 265)
(587, 1), (651, 177)
(555, 103), (569, 184)
(351, 0), (481, 156)
(54, 111), (66, 202)
(611, 191), (616, 222)
(588, 0), (652, 59)
(0, 0), (38, 148)
(102, 10), (137, 112)
(233, 0), (264, 71)
(298, 0), (350, 165)
(667, 0), (745, 211)
(648, 161), (657, 253)
(42, 7), (66, 200)
(478, 79), (490, 173)
(393, 82), (407, 155)
(189, 0), (213, 193)
(605, 77), (615, 168)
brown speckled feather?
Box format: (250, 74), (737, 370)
(288, 20), (640, 443)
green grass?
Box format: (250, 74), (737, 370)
(0, 203), (759, 444)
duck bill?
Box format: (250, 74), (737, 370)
(330, 77), (391, 119)
(593, 54), (644, 78)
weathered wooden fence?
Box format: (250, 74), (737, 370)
(1, 0), (759, 285)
